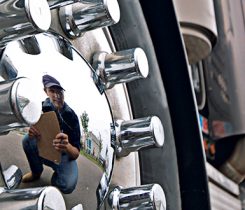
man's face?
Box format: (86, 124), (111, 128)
(45, 86), (64, 110)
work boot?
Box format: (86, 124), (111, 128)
(22, 172), (41, 183)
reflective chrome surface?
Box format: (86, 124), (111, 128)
(0, 186), (66, 210)
(115, 116), (164, 157)
(0, 0), (51, 48)
(71, 203), (84, 210)
(0, 163), (22, 190)
(49, 0), (78, 9)
(0, 54), (18, 80)
(173, 0), (217, 63)
(49, 0), (100, 9)
(92, 48), (149, 91)
(0, 78), (42, 133)
(59, 0), (120, 38)
(0, 32), (115, 209)
(19, 36), (41, 55)
(202, 0), (245, 140)
(108, 184), (166, 210)
(190, 61), (206, 110)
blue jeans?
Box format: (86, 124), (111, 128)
(22, 134), (78, 194)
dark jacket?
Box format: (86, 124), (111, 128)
(42, 98), (81, 151)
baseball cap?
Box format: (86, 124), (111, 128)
(42, 74), (65, 90)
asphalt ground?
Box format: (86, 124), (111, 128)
(0, 131), (103, 210)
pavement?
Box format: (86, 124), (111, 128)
(0, 131), (103, 210)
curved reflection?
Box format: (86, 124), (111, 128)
(0, 32), (115, 209)
(0, 77), (42, 133)
(0, 163), (22, 190)
(0, 186), (66, 209)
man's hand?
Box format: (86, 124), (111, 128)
(28, 126), (41, 140)
(53, 133), (69, 152)
(53, 132), (80, 160)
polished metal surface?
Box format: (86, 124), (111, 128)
(190, 61), (206, 110)
(209, 182), (242, 210)
(219, 136), (245, 183)
(0, 186), (66, 210)
(0, 164), (4, 188)
(49, 0), (78, 9)
(181, 27), (212, 64)
(49, 0), (98, 9)
(59, 0), (120, 38)
(0, 164), (22, 190)
(19, 36), (41, 55)
(173, 0), (217, 63)
(206, 162), (239, 196)
(240, 183), (245, 210)
(108, 184), (166, 210)
(115, 116), (164, 157)
(92, 48), (149, 91)
(0, 78), (42, 133)
(0, 0), (51, 48)
(0, 54), (18, 80)
(71, 203), (84, 210)
(198, 0), (245, 185)
(0, 32), (115, 209)
(203, 0), (245, 139)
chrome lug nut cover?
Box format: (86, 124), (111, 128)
(59, 0), (120, 38)
(0, 78), (42, 133)
(0, 0), (51, 48)
(92, 48), (149, 90)
(108, 184), (167, 210)
(115, 116), (164, 157)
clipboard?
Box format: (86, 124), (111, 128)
(34, 111), (61, 164)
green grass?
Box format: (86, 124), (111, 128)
(80, 150), (104, 170)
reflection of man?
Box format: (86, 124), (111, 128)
(22, 74), (81, 194)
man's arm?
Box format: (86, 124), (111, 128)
(53, 133), (79, 160)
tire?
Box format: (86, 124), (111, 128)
(109, 1), (211, 210)
(109, 1), (181, 210)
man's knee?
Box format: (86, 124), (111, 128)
(22, 135), (38, 154)
(22, 135), (30, 149)
(60, 185), (76, 194)
(53, 181), (76, 194)
(51, 174), (77, 194)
